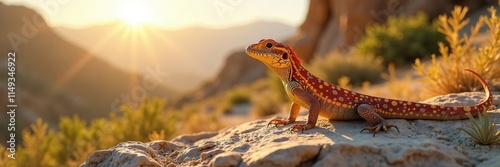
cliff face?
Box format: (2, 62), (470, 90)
(82, 92), (500, 166)
(286, 0), (486, 61)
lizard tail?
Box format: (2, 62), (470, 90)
(464, 69), (493, 116)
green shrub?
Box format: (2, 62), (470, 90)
(251, 93), (282, 117)
(184, 113), (225, 133)
(414, 6), (500, 95)
(357, 12), (444, 65)
(225, 89), (251, 105)
(309, 52), (384, 87)
(3, 97), (179, 167)
(459, 112), (500, 145)
(109, 98), (176, 142)
(0, 144), (16, 167)
(16, 119), (58, 167)
(218, 88), (251, 114)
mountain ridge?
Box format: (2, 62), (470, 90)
(0, 2), (175, 140)
(53, 21), (296, 91)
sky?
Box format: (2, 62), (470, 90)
(3, 0), (309, 29)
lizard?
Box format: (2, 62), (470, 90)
(245, 39), (493, 136)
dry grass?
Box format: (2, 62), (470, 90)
(359, 64), (424, 101)
(414, 6), (500, 96)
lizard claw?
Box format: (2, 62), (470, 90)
(289, 124), (314, 133)
(267, 119), (293, 128)
(360, 121), (399, 137)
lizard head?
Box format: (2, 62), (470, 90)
(245, 39), (302, 69)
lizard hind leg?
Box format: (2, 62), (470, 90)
(357, 104), (400, 137)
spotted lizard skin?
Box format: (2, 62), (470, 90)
(246, 39), (493, 133)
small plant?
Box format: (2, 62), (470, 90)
(356, 12), (444, 65)
(458, 112), (500, 145)
(251, 93), (282, 117)
(148, 130), (166, 141)
(414, 6), (500, 96)
(218, 88), (251, 114)
(309, 52), (384, 87)
(225, 89), (251, 105)
(337, 76), (353, 90)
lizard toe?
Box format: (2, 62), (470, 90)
(360, 121), (399, 137)
(268, 118), (294, 128)
(289, 124), (314, 133)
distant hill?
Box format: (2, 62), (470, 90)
(54, 21), (295, 91)
(0, 2), (176, 140)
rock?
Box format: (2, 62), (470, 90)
(422, 92), (490, 106)
(209, 152), (242, 167)
(80, 141), (163, 167)
(82, 93), (500, 166)
(477, 154), (500, 167)
(314, 139), (469, 167)
(245, 144), (321, 166)
(287, 0), (490, 61)
(171, 131), (218, 145)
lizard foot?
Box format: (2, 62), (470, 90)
(267, 118), (294, 127)
(289, 124), (314, 133)
(360, 121), (400, 137)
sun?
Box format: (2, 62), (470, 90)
(117, 1), (152, 27)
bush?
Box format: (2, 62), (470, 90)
(2, 97), (179, 166)
(16, 119), (58, 167)
(356, 12), (445, 65)
(309, 52), (384, 87)
(184, 113), (225, 133)
(225, 89), (251, 105)
(251, 93), (282, 117)
(414, 6), (500, 95)
(218, 88), (251, 114)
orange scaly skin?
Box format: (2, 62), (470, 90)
(245, 39), (493, 136)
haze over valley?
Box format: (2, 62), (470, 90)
(54, 21), (295, 91)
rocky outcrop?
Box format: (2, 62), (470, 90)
(82, 92), (500, 166)
(287, 0), (490, 61)
(175, 0), (492, 107)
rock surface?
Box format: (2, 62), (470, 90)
(82, 92), (500, 167)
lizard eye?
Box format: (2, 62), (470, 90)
(265, 43), (273, 48)
(282, 53), (288, 60)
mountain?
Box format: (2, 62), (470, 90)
(0, 2), (176, 140)
(53, 21), (295, 91)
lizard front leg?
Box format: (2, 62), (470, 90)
(357, 104), (399, 136)
(268, 102), (300, 127)
(288, 87), (321, 133)
(268, 87), (320, 132)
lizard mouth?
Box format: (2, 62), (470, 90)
(245, 44), (277, 61)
